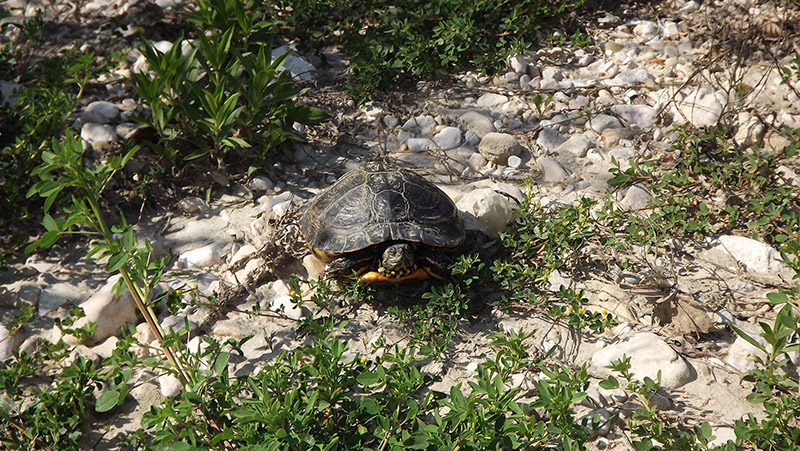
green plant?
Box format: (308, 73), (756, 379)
(131, 0), (326, 172)
(532, 93), (554, 116)
(259, 0), (585, 99)
(600, 356), (719, 450)
(0, 47), (96, 265)
(489, 196), (613, 331)
(25, 131), (192, 389)
(728, 237), (800, 449)
(606, 125), (799, 247)
(0, 307), (116, 449)
(128, 313), (597, 450)
(383, 253), (484, 351)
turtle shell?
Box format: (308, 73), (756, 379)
(300, 164), (465, 261)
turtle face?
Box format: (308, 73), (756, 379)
(377, 243), (416, 278)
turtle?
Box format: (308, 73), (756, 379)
(299, 164), (465, 283)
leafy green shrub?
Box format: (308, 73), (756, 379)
(606, 125), (799, 247)
(0, 29), (96, 264)
(264, 0), (586, 99)
(491, 196), (613, 331)
(131, 0), (327, 172)
(600, 357), (720, 450)
(128, 315), (595, 450)
(0, 307), (127, 450)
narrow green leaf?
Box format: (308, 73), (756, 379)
(214, 352), (230, 375)
(106, 251), (128, 272)
(730, 324), (767, 353)
(42, 214), (59, 232)
(38, 230), (60, 249)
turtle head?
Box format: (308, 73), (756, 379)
(378, 243), (416, 278)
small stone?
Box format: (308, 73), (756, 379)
(269, 295), (306, 320)
(601, 127), (640, 147)
(589, 114), (623, 134)
(589, 332), (695, 389)
(555, 134), (595, 158)
(383, 115), (399, 128)
(607, 69), (655, 87)
(663, 21), (680, 37)
(507, 155), (523, 169)
(519, 74), (531, 90)
(733, 113), (766, 149)
(464, 130), (482, 146)
(259, 191), (293, 213)
(249, 176), (274, 192)
(605, 42), (626, 54)
(272, 200), (292, 217)
(0, 324), (21, 361)
(302, 254), (325, 279)
(433, 127), (462, 150)
(548, 270), (573, 292)
(177, 197), (210, 215)
(581, 407), (613, 436)
(610, 104), (658, 128)
(456, 188), (515, 236)
(39, 282), (91, 315)
(633, 21), (659, 38)
(714, 235), (788, 274)
(92, 336), (119, 359)
(80, 122), (117, 144)
(468, 152), (488, 170)
(541, 67), (563, 81)
(178, 242), (226, 269)
(508, 54), (531, 74)
(63, 344), (102, 367)
(618, 185), (652, 210)
(679, 0), (700, 13)
(677, 41), (694, 54)
(708, 427), (737, 448)
(53, 275), (139, 346)
(726, 329), (769, 373)
(536, 127), (567, 152)
(271, 45), (316, 81)
(538, 157), (570, 183)
(476, 93), (509, 108)
(478, 132), (524, 165)
(673, 85), (729, 128)
(158, 373), (182, 398)
(458, 111), (497, 137)
(406, 137), (437, 152)
(402, 115), (437, 136)
(82, 101), (120, 124)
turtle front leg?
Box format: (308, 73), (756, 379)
(417, 248), (452, 280)
(324, 251), (375, 280)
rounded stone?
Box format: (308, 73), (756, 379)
(81, 122), (117, 144)
(82, 101), (120, 124)
(477, 132), (523, 165)
(589, 332), (695, 389)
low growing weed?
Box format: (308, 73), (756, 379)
(606, 125), (799, 247)
(491, 195), (614, 332)
(0, 46), (97, 265)
(128, 313), (597, 450)
(599, 356), (720, 450)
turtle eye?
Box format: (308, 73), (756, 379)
(387, 247), (396, 256)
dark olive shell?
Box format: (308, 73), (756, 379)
(300, 164), (465, 260)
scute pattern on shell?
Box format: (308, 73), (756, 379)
(300, 164), (465, 259)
